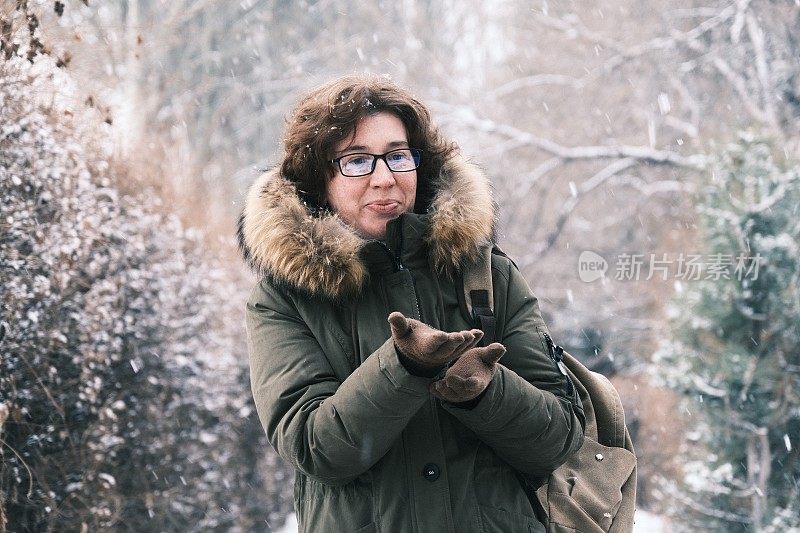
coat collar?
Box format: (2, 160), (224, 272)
(237, 155), (496, 300)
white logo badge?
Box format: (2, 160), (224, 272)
(578, 251), (608, 282)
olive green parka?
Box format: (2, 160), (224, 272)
(238, 156), (585, 533)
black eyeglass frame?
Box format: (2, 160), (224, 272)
(330, 148), (423, 178)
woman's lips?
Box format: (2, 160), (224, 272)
(365, 200), (402, 215)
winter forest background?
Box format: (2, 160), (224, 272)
(1, 0), (799, 531)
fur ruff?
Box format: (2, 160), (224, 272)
(237, 156), (496, 300)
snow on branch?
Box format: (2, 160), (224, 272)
(744, 12), (780, 131)
(528, 3), (740, 81)
(440, 103), (705, 168)
(490, 74), (585, 98)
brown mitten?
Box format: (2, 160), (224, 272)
(430, 343), (506, 403)
(388, 312), (483, 371)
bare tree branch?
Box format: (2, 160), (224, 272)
(520, 158), (639, 260)
(511, 157), (564, 251)
(518, 157), (561, 200)
(446, 106), (705, 167)
(730, 0), (752, 43)
(517, 157), (697, 264)
(609, 174), (697, 196)
(712, 55), (770, 124)
(490, 73), (585, 98)
(0, 436), (35, 497)
(531, 4), (739, 82)
(745, 11), (780, 132)
(664, 115), (699, 139)
(669, 76), (701, 133)
(666, 486), (752, 523)
(692, 374), (728, 397)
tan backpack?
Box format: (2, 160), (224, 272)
(462, 246), (638, 533)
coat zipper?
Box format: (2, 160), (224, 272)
(375, 228), (422, 321)
(376, 240), (404, 271)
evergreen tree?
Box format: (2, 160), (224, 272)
(654, 133), (800, 531)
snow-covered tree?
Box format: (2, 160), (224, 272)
(0, 3), (291, 530)
(654, 133), (800, 531)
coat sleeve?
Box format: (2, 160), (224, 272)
(246, 280), (431, 486)
(442, 256), (585, 477)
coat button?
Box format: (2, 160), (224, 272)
(595, 453), (604, 461)
(422, 463), (440, 482)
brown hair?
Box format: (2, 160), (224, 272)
(279, 74), (457, 213)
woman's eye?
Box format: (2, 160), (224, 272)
(347, 156), (369, 166)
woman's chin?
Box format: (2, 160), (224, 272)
(355, 216), (397, 240)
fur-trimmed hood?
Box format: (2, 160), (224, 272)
(237, 156), (496, 300)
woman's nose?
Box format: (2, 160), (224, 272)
(369, 158), (397, 187)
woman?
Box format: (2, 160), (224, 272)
(238, 74), (584, 532)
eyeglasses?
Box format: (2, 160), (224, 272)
(331, 148), (422, 178)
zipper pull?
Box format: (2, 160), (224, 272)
(542, 332), (556, 359)
(543, 331), (572, 395)
(553, 344), (564, 361)
(542, 332), (565, 362)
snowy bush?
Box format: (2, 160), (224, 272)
(0, 8), (291, 531)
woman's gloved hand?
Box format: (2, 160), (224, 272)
(430, 343), (506, 403)
(388, 312), (484, 371)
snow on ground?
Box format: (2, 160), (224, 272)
(274, 513), (298, 533)
(634, 509), (668, 532)
(275, 510), (665, 532)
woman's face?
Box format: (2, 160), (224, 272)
(326, 112), (417, 240)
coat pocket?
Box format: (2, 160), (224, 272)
(478, 504), (545, 533)
(294, 474), (375, 533)
(536, 438), (636, 532)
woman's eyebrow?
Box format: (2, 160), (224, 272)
(386, 140), (410, 148)
(338, 144), (368, 154)
(337, 141), (410, 155)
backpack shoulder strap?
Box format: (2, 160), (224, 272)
(462, 244), (496, 346)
